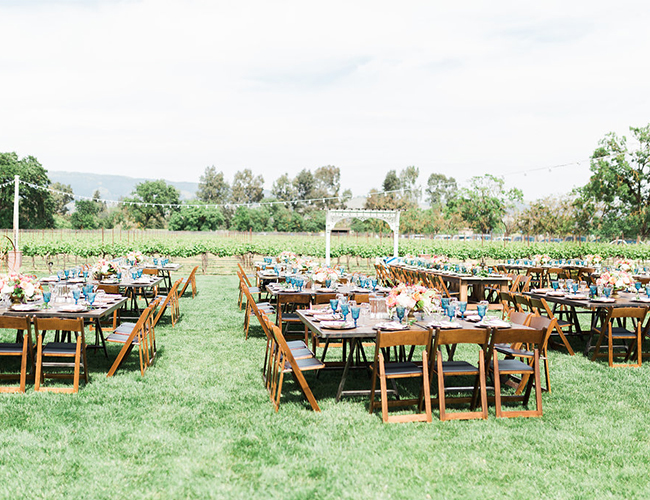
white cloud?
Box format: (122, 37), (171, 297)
(1, 0), (649, 200)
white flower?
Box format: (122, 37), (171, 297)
(396, 294), (416, 309)
(23, 282), (35, 298)
(2, 284), (14, 295)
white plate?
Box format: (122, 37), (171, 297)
(56, 305), (87, 312)
(477, 320), (512, 328)
(321, 321), (356, 330)
(631, 297), (650, 303)
(313, 313), (337, 322)
(590, 297), (616, 303)
(316, 288), (335, 293)
(373, 322), (408, 331)
(10, 304), (40, 312)
(428, 321), (462, 329)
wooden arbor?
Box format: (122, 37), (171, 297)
(325, 210), (400, 267)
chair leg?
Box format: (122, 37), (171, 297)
(421, 351), (432, 422)
(436, 353), (447, 421)
(379, 355), (389, 422)
(34, 334), (43, 392)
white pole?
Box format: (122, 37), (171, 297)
(325, 227), (331, 267)
(13, 175), (19, 251)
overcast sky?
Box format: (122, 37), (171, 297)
(1, 0), (649, 201)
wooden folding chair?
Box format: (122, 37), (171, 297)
(267, 322), (324, 412)
(178, 265), (199, 298)
(499, 291), (517, 319)
(590, 307), (647, 367)
(431, 328), (489, 421)
(106, 300), (159, 377)
(276, 293), (311, 343)
(513, 294), (533, 313)
(34, 317), (88, 393)
(238, 265), (264, 310)
(529, 296), (575, 355)
(151, 278), (181, 329)
(487, 326), (545, 418)
(0, 316), (33, 393)
(434, 275), (459, 299)
(369, 327), (433, 423)
(526, 267), (546, 290)
(240, 272), (275, 339)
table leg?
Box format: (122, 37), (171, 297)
(459, 284), (468, 302)
(86, 318), (109, 359)
(336, 338), (357, 402)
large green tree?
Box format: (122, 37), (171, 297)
(447, 174), (522, 234)
(197, 166), (230, 204)
(517, 195), (576, 236)
(577, 124), (650, 239)
(426, 173), (457, 206)
(0, 152), (54, 229)
(230, 169), (264, 204)
(70, 199), (101, 229)
(168, 205), (225, 231)
(123, 180), (181, 229)
(51, 182), (74, 215)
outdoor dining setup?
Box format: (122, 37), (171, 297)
(239, 251), (650, 422)
(0, 255), (199, 393)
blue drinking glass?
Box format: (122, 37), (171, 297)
(477, 304), (487, 320)
(646, 286), (650, 298)
(396, 305), (405, 324)
(458, 301), (467, 319)
(330, 299), (339, 316)
(552, 281), (559, 291)
(325, 279), (331, 289)
(43, 292), (51, 308)
(351, 306), (360, 328)
(603, 286), (612, 298)
(87, 292), (96, 308)
(589, 285), (597, 298)
(340, 303), (350, 321)
(72, 289), (80, 305)
(441, 297), (450, 309)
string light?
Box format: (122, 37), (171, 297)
(0, 150), (631, 209)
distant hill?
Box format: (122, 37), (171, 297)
(48, 171), (198, 201)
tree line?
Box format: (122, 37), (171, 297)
(2, 123), (650, 238)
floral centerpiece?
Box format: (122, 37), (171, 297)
(584, 254), (602, 266)
(279, 251), (298, 263)
(312, 267), (339, 284)
(430, 255), (450, 269)
(533, 254), (551, 265)
(0, 273), (42, 304)
(126, 251), (145, 264)
(386, 283), (440, 316)
(614, 258), (634, 272)
(596, 270), (634, 292)
(92, 259), (121, 280)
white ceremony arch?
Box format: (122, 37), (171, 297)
(325, 209), (401, 266)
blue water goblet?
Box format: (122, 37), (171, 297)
(372, 278), (378, 291)
(43, 292), (51, 309)
(646, 285), (650, 298)
(589, 285), (597, 298)
(87, 292), (96, 308)
(64, 270), (70, 279)
(572, 283), (579, 295)
(351, 306), (360, 328)
(635, 281), (642, 298)
(477, 304), (487, 321)
(458, 301), (467, 319)
(72, 289), (80, 305)
(441, 297), (450, 310)
(551, 281), (559, 291)
(325, 279), (331, 289)
(340, 303), (350, 322)
(603, 286), (612, 298)
(396, 305), (405, 324)
(330, 299), (339, 316)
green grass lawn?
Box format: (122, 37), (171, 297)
(1, 275), (650, 499)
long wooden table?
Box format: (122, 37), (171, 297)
(298, 309), (533, 402)
(1, 295), (128, 358)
